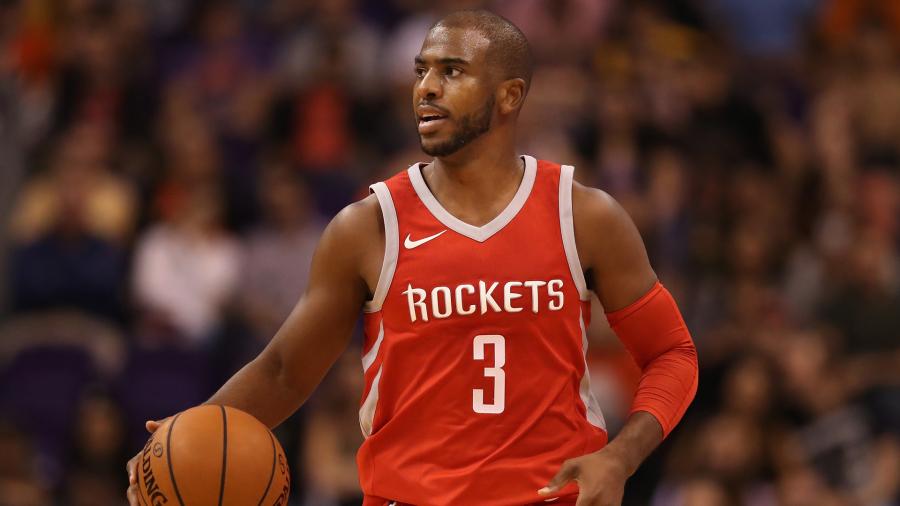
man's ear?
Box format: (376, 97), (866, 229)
(496, 78), (527, 115)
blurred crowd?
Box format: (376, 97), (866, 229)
(0, 0), (899, 505)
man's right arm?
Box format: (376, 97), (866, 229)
(127, 195), (382, 504)
(204, 195), (381, 427)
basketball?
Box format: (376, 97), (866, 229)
(136, 405), (290, 506)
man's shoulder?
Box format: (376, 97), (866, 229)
(570, 179), (647, 273)
(312, 193), (384, 283)
(571, 181), (622, 226)
(329, 193), (383, 239)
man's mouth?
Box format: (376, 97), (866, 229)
(418, 113), (448, 134)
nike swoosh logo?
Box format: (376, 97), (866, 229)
(404, 230), (447, 249)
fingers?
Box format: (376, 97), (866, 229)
(145, 419), (163, 433)
(127, 456), (137, 485)
(538, 458), (580, 496)
(126, 453), (141, 505)
(126, 481), (140, 506)
(129, 418), (165, 504)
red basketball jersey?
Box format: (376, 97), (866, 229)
(358, 156), (608, 506)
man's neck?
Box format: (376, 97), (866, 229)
(422, 138), (525, 226)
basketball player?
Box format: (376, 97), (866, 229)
(128, 10), (697, 506)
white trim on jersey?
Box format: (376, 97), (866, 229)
(364, 182), (400, 313)
(578, 307), (607, 429)
(361, 321), (384, 372)
(407, 155), (538, 243)
(359, 365), (383, 438)
(559, 165), (591, 301)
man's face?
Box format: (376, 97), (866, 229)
(413, 26), (496, 157)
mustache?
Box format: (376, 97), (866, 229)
(416, 102), (451, 116)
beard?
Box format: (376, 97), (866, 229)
(419, 95), (494, 157)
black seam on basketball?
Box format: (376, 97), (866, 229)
(167, 413), (186, 506)
(218, 405), (228, 506)
(257, 430), (277, 506)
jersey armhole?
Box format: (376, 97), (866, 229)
(559, 165), (591, 301)
(363, 182), (399, 313)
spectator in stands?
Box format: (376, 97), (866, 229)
(60, 391), (127, 506)
(132, 182), (241, 347)
(9, 121), (136, 244)
(9, 123), (129, 320)
(237, 161), (324, 347)
(0, 423), (49, 506)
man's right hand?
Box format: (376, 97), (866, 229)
(125, 419), (165, 506)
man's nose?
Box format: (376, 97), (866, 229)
(416, 69), (442, 100)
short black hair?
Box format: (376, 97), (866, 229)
(429, 9), (533, 91)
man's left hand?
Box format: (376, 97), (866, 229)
(538, 449), (629, 506)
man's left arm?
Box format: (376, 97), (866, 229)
(539, 183), (698, 506)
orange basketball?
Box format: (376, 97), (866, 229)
(136, 404), (290, 506)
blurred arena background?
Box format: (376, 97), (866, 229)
(1, 0), (899, 504)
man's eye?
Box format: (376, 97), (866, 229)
(446, 67), (462, 77)
(415, 68), (426, 78)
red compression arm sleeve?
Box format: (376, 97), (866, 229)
(605, 282), (698, 438)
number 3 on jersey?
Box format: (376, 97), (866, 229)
(472, 335), (505, 414)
